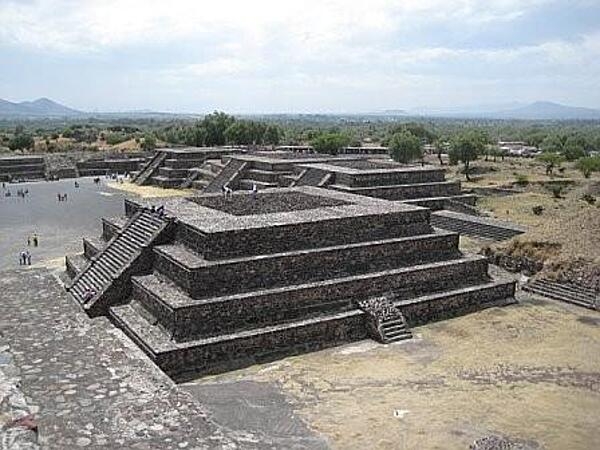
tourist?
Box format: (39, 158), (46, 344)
(156, 205), (165, 216)
(27, 236), (31, 247)
(251, 183), (258, 199)
(223, 184), (233, 198)
(74, 181), (79, 188)
(19, 251), (26, 266)
(25, 250), (31, 266)
(32, 234), (38, 247)
(82, 288), (96, 303)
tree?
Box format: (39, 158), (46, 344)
(311, 132), (351, 155)
(264, 125), (281, 146)
(201, 111), (235, 146)
(449, 130), (487, 181)
(575, 156), (600, 178)
(8, 133), (34, 151)
(388, 131), (423, 164)
(225, 122), (251, 145)
(537, 152), (564, 176)
(563, 137), (586, 161)
(142, 134), (156, 151)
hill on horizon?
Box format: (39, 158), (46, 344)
(0, 97), (82, 117)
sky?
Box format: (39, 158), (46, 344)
(1, 0), (599, 113)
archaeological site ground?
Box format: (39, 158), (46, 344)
(1, 147), (599, 450)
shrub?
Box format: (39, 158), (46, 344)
(581, 194), (596, 205)
(532, 205), (544, 215)
(515, 174), (529, 186)
(575, 156), (600, 178)
(551, 185), (564, 198)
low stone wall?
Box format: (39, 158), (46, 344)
(398, 282), (515, 326)
(154, 233), (460, 298)
(336, 169), (446, 187)
(332, 181), (461, 200)
(177, 209), (433, 260)
(156, 311), (368, 379)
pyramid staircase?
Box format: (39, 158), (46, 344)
(203, 159), (247, 193)
(66, 210), (174, 316)
(133, 151), (167, 185)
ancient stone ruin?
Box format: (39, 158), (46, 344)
(65, 166), (516, 379)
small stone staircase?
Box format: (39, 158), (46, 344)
(379, 315), (412, 343)
(204, 159), (247, 193)
(359, 296), (413, 344)
(523, 278), (598, 310)
(133, 151), (167, 185)
(67, 210), (173, 316)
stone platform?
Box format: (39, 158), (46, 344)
(65, 186), (515, 379)
(0, 155), (46, 181)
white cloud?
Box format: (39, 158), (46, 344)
(0, 0), (559, 52)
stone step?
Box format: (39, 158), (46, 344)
(133, 256), (490, 340)
(109, 303), (367, 379)
(153, 231), (461, 297)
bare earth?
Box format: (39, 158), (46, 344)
(192, 290), (600, 450)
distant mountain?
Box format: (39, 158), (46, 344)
(0, 97), (82, 117)
(490, 101), (600, 120)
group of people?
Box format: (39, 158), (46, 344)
(1, 183), (29, 198)
(57, 193), (68, 202)
(19, 234), (39, 266)
(19, 250), (32, 266)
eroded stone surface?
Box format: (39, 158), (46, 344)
(0, 269), (326, 449)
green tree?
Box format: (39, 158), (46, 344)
(224, 121), (251, 145)
(311, 132), (351, 155)
(450, 130), (487, 180)
(8, 133), (34, 151)
(142, 134), (156, 151)
(201, 111), (236, 146)
(388, 131), (423, 164)
(264, 125), (281, 146)
(575, 156), (600, 178)
(537, 152), (564, 176)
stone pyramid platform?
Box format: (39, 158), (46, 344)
(65, 187), (515, 380)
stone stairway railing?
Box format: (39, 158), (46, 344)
(358, 296), (412, 343)
(179, 169), (201, 188)
(133, 151), (167, 185)
(203, 159), (247, 193)
(317, 173), (333, 187)
(67, 210), (174, 316)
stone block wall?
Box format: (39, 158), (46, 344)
(139, 257), (489, 341)
(154, 233), (460, 298)
(155, 311), (368, 379)
(336, 169), (445, 187)
(176, 210), (432, 260)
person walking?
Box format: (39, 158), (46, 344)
(32, 234), (38, 247)
(25, 250), (31, 266)
(27, 236), (31, 246)
(19, 251), (26, 266)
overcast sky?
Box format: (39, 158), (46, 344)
(1, 0), (599, 113)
